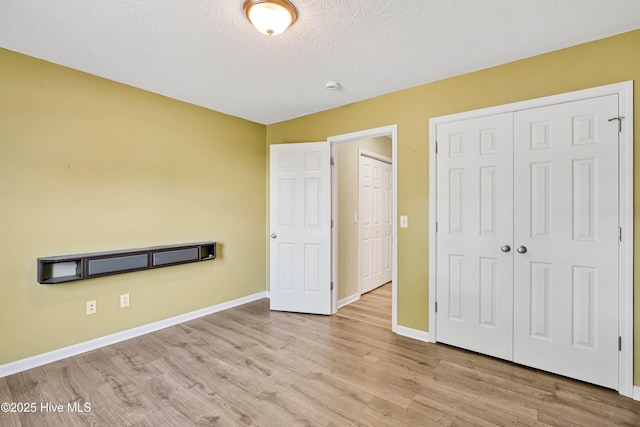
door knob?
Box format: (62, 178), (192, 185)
(500, 245), (511, 253)
(516, 245), (527, 254)
(271, 233), (277, 239)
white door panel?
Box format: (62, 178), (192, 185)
(513, 95), (619, 389)
(372, 161), (382, 282)
(270, 143), (331, 314)
(382, 162), (392, 283)
(360, 154), (392, 294)
(360, 157), (373, 293)
(436, 112), (514, 361)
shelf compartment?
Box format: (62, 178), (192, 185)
(153, 247), (199, 267)
(87, 254), (149, 276)
(39, 259), (83, 284)
(199, 243), (216, 260)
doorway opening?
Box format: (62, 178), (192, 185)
(329, 125), (398, 332)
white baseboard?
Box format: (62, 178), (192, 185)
(633, 386), (640, 401)
(337, 293), (360, 309)
(0, 291), (268, 379)
(395, 325), (431, 343)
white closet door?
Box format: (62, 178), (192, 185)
(359, 155), (374, 293)
(436, 113), (514, 360)
(513, 95), (619, 389)
(381, 160), (392, 283)
(360, 154), (391, 294)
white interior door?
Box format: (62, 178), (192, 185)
(512, 95), (619, 389)
(359, 153), (392, 294)
(435, 113), (515, 360)
(270, 142), (332, 314)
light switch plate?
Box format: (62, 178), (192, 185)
(400, 215), (408, 228)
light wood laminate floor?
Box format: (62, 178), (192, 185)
(1, 284), (639, 426)
(337, 282), (392, 330)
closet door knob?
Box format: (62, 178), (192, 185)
(516, 245), (527, 254)
(500, 245), (511, 253)
(271, 233), (277, 239)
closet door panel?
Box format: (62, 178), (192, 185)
(512, 94), (619, 389)
(436, 112), (514, 360)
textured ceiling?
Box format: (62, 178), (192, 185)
(1, 0), (639, 124)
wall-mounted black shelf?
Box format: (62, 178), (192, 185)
(38, 242), (216, 284)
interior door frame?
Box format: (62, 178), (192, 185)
(358, 148), (393, 295)
(428, 81), (634, 397)
(329, 125), (399, 332)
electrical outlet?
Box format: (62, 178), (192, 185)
(120, 293), (130, 308)
(86, 300), (96, 315)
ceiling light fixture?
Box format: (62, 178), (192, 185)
(243, 0), (298, 36)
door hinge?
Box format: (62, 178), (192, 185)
(619, 336), (622, 351)
(331, 219), (334, 228)
(330, 157), (335, 166)
(608, 116), (624, 133)
(331, 282), (334, 291)
(435, 222), (438, 232)
(435, 141), (438, 154)
(619, 227), (622, 242)
(435, 302), (438, 313)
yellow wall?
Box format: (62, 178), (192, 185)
(266, 30), (640, 384)
(2, 29), (639, 384)
(336, 137), (392, 301)
(0, 48), (266, 365)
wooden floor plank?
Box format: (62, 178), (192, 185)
(1, 283), (639, 426)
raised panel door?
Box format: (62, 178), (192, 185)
(270, 143), (332, 314)
(512, 95), (619, 389)
(435, 112), (514, 360)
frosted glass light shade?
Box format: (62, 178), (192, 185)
(243, 0), (297, 36)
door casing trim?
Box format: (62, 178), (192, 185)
(428, 81), (634, 397)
